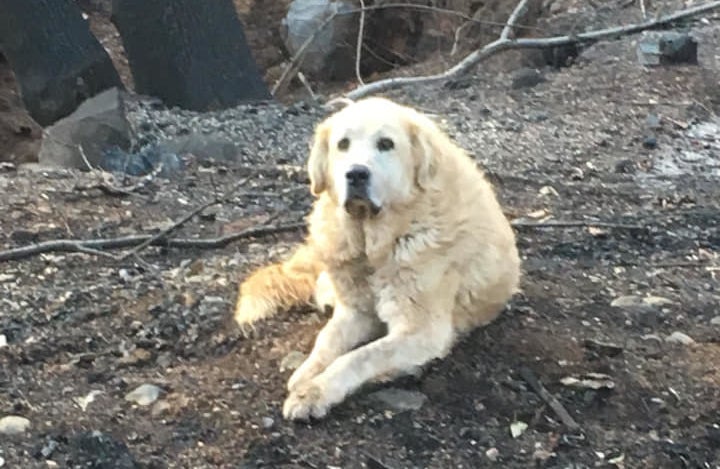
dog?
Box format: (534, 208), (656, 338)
(234, 97), (521, 420)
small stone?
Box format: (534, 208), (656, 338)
(485, 447), (500, 462)
(279, 351), (307, 372)
(117, 348), (152, 367)
(0, 415), (31, 434)
(0, 334), (7, 348)
(611, 295), (672, 308)
(261, 417), (274, 428)
(710, 316), (720, 326)
(124, 384), (163, 406)
(665, 331), (695, 345)
(642, 136), (658, 149)
(510, 421), (528, 438)
(0, 455), (4, 467)
(367, 388), (428, 412)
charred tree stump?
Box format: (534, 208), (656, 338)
(0, 0), (123, 126)
(112, 0), (271, 111)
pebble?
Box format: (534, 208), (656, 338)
(665, 331), (695, 345)
(710, 316), (720, 326)
(642, 136), (658, 149)
(0, 456), (4, 467)
(279, 351), (307, 372)
(124, 384), (163, 406)
(0, 415), (31, 435)
(0, 334), (6, 348)
(611, 295), (672, 308)
(261, 417), (274, 429)
(367, 388), (428, 412)
(485, 447), (500, 462)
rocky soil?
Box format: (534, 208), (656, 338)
(2, 1), (720, 468)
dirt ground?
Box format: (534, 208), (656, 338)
(2, 2), (720, 469)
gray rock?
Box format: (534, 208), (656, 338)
(282, 0), (358, 79)
(665, 331), (695, 345)
(0, 415), (31, 435)
(261, 416), (275, 428)
(367, 388), (428, 412)
(39, 87), (132, 170)
(637, 31), (698, 66)
(710, 316), (720, 326)
(124, 384), (163, 406)
(280, 351), (307, 372)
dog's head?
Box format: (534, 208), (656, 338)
(307, 97), (443, 219)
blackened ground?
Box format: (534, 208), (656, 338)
(1, 7), (720, 469)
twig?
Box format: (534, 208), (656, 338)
(296, 72), (318, 100)
(344, 0), (720, 100)
(511, 220), (644, 230)
(356, 0), (367, 85)
(0, 223), (306, 263)
(117, 177), (250, 260)
(519, 367), (581, 432)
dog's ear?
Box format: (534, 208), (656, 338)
(308, 122), (330, 196)
(409, 114), (442, 190)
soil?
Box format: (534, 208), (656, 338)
(2, 2), (720, 469)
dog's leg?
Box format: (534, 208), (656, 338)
(283, 272), (459, 420)
(287, 301), (381, 391)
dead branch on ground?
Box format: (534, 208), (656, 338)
(520, 366), (582, 432)
(0, 222), (306, 263)
(0, 216), (645, 263)
(345, 0), (720, 100)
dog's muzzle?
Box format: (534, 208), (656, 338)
(344, 165), (380, 218)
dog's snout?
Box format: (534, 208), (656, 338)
(345, 165), (370, 187)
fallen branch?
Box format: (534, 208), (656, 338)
(0, 222), (306, 263)
(511, 220), (643, 230)
(520, 366), (582, 432)
(0, 217), (644, 263)
(344, 0), (720, 99)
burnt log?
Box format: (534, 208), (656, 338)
(112, 0), (271, 111)
(0, 0), (123, 126)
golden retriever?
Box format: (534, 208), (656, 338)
(234, 97), (521, 420)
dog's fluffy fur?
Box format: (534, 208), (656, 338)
(235, 97), (521, 420)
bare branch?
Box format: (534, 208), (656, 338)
(520, 367), (582, 432)
(511, 220), (644, 230)
(356, 0), (367, 85)
(345, 1), (720, 100)
(500, 0), (530, 40)
(0, 217), (647, 264)
(0, 222), (306, 263)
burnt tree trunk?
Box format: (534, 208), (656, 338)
(112, 0), (271, 111)
(0, 0), (123, 126)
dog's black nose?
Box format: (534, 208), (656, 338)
(345, 165), (370, 187)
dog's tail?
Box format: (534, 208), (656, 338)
(234, 244), (324, 328)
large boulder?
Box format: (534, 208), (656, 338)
(38, 88), (132, 170)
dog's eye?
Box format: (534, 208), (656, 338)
(377, 137), (394, 152)
(337, 137), (350, 151)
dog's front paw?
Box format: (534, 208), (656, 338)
(287, 359), (325, 392)
(282, 381), (332, 421)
